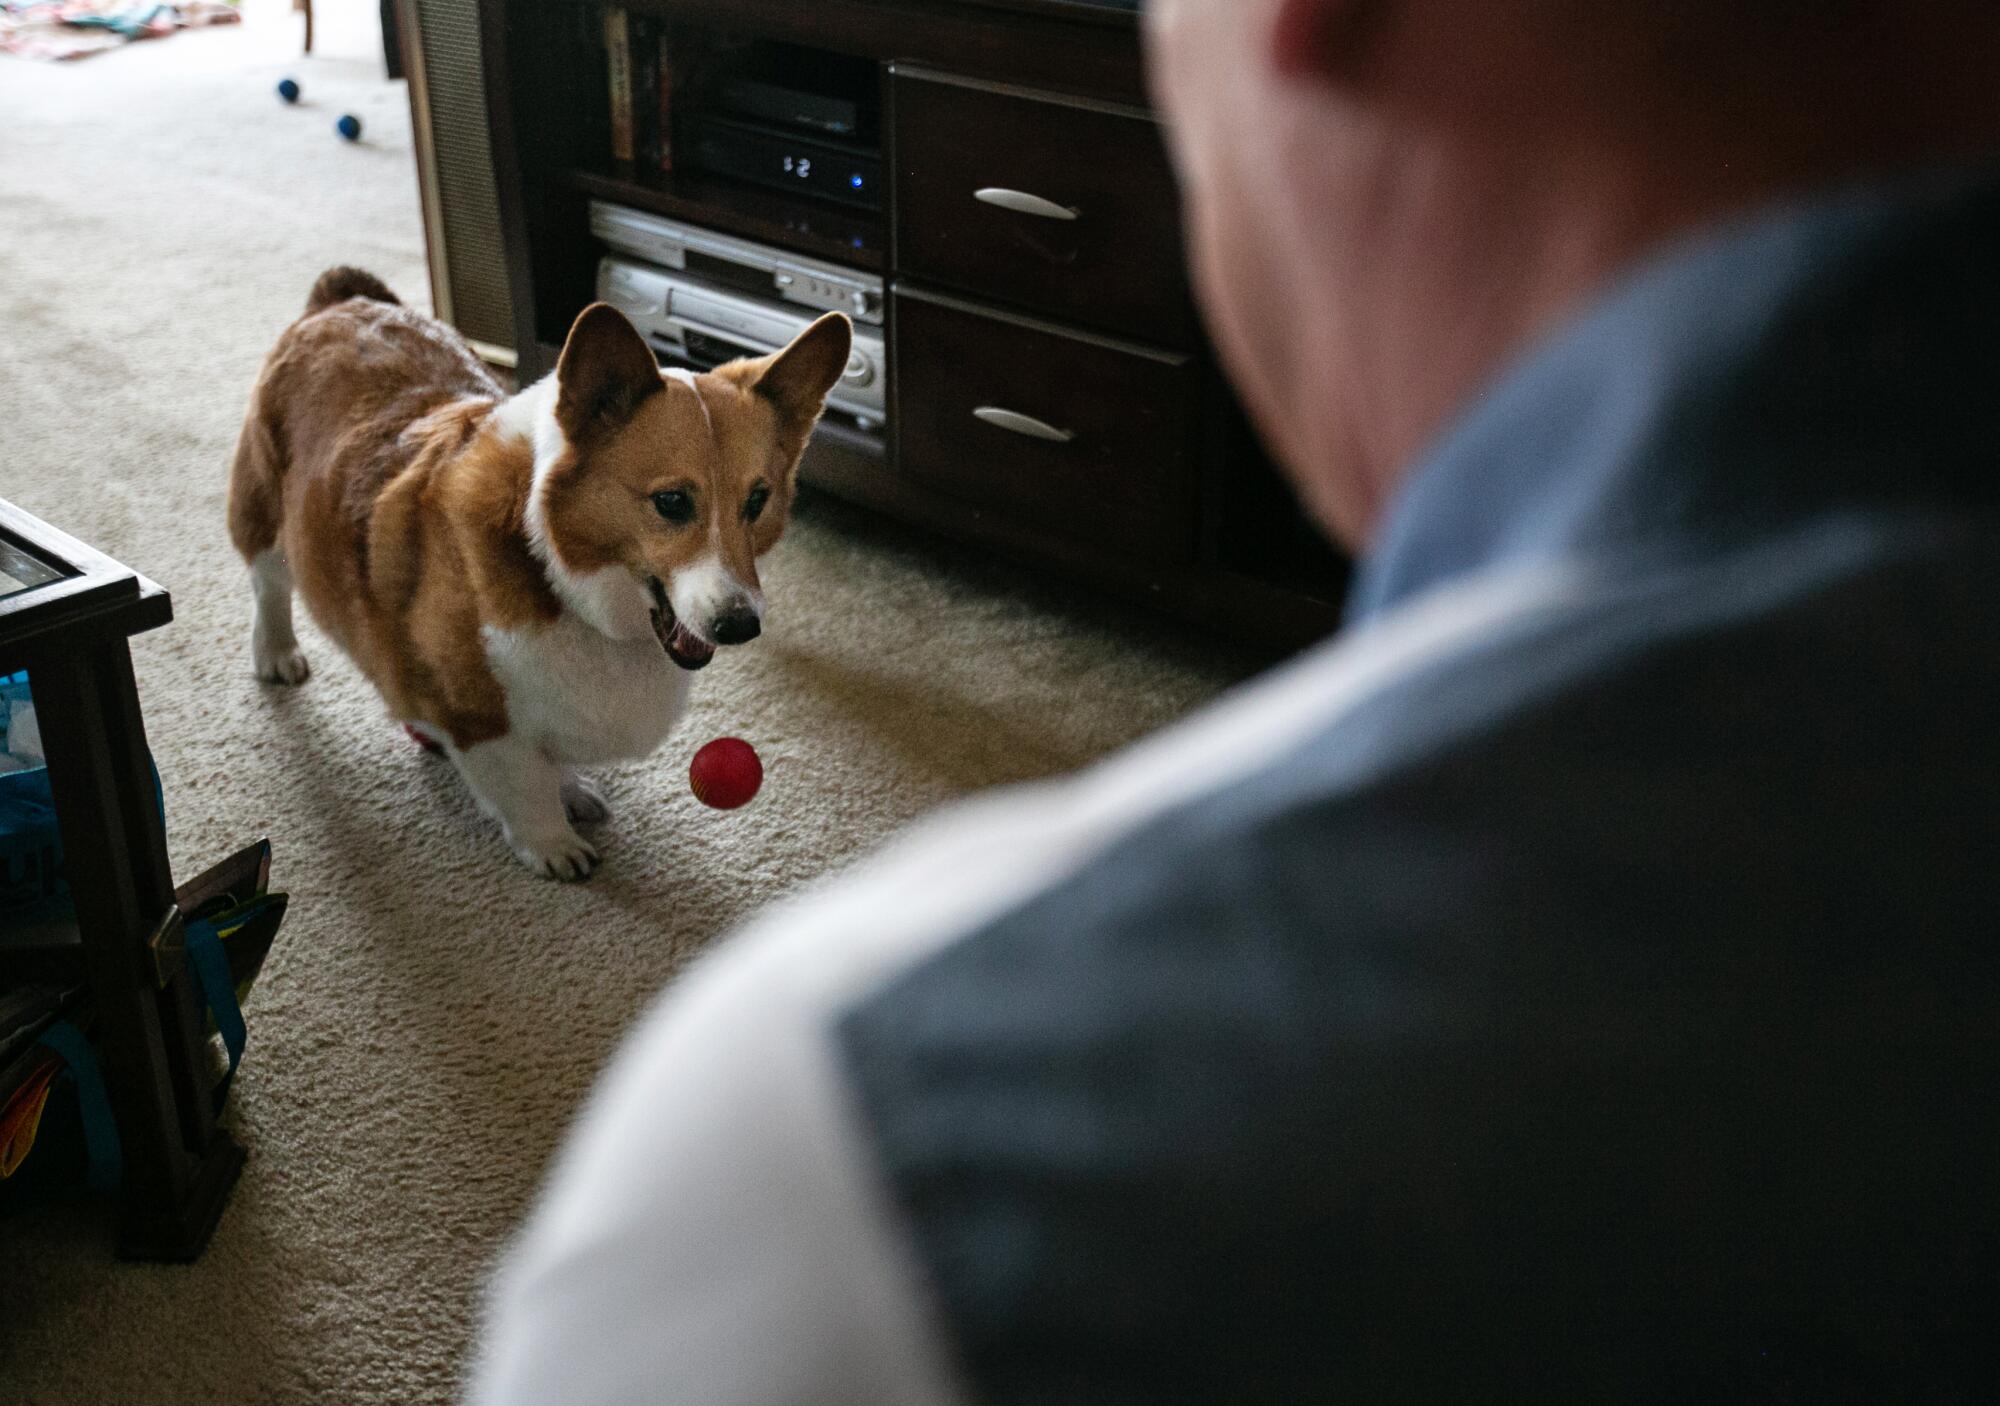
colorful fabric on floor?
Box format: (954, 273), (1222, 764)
(0, 1), (239, 62)
(0, 1052), (59, 1177)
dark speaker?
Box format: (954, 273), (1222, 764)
(396, 0), (517, 363)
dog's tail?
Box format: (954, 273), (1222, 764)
(306, 265), (401, 316)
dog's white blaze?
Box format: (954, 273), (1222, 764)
(663, 366), (713, 438)
(667, 554), (760, 639)
(669, 371), (764, 635)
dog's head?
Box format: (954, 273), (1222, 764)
(527, 302), (852, 668)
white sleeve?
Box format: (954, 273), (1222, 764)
(467, 561), (1577, 1406)
(467, 917), (972, 1406)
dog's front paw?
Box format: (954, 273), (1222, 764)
(253, 644), (311, 686)
(561, 773), (612, 825)
(509, 826), (600, 881)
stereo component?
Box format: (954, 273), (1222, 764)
(598, 255), (887, 430)
(590, 201), (883, 324)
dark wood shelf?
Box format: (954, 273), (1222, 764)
(520, 0), (1148, 103)
(951, 0), (1137, 26)
(542, 0), (1137, 21)
(487, 0), (1344, 649)
(813, 416), (889, 460)
(795, 461), (1342, 653)
(570, 166), (886, 272)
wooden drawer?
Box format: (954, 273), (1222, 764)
(892, 288), (1198, 564)
(893, 69), (1194, 347)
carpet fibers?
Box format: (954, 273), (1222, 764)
(0, 7), (1240, 1399)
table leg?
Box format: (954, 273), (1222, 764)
(31, 642), (244, 1261)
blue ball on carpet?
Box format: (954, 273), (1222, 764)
(276, 77), (301, 103)
(335, 114), (363, 142)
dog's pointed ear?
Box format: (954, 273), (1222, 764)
(555, 303), (661, 442)
(729, 313), (853, 433)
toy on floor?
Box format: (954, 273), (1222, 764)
(689, 738), (762, 810)
(276, 76), (300, 103)
(336, 114), (362, 142)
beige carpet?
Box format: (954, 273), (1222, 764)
(0, 5), (1243, 1400)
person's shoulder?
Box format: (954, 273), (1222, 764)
(839, 507), (2000, 1044)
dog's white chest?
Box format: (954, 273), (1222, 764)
(483, 615), (690, 765)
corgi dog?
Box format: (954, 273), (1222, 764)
(228, 267), (851, 878)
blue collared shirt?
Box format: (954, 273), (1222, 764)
(1354, 165), (2000, 618)
(836, 169), (2000, 1398)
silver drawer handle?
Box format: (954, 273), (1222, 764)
(973, 187), (1080, 222)
(974, 406), (1075, 443)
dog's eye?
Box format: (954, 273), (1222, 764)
(744, 485), (771, 523)
(651, 489), (695, 524)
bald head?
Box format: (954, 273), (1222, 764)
(1148, 0), (2000, 546)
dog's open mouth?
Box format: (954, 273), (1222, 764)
(649, 577), (715, 671)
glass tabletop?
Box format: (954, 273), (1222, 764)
(0, 536), (66, 603)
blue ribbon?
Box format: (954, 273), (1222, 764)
(34, 1019), (122, 1194)
(183, 917), (245, 1111)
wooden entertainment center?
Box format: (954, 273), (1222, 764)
(477, 0), (1348, 647)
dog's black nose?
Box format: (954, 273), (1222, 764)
(711, 608), (762, 646)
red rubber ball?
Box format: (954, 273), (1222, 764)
(689, 737), (763, 810)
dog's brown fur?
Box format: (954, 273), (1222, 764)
(229, 268), (849, 748)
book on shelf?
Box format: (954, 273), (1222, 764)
(632, 14), (660, 171)
(603, 9), (681, 172)
(656, 22), (677, 173)
(603, 6), (633, 164)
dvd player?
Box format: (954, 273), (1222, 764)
(590, 201), (883, 325)
(597, 255), (887, 431)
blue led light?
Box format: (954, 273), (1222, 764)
(851, 174), (866, 189)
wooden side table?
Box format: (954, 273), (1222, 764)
(0, 499), (244, 1261)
